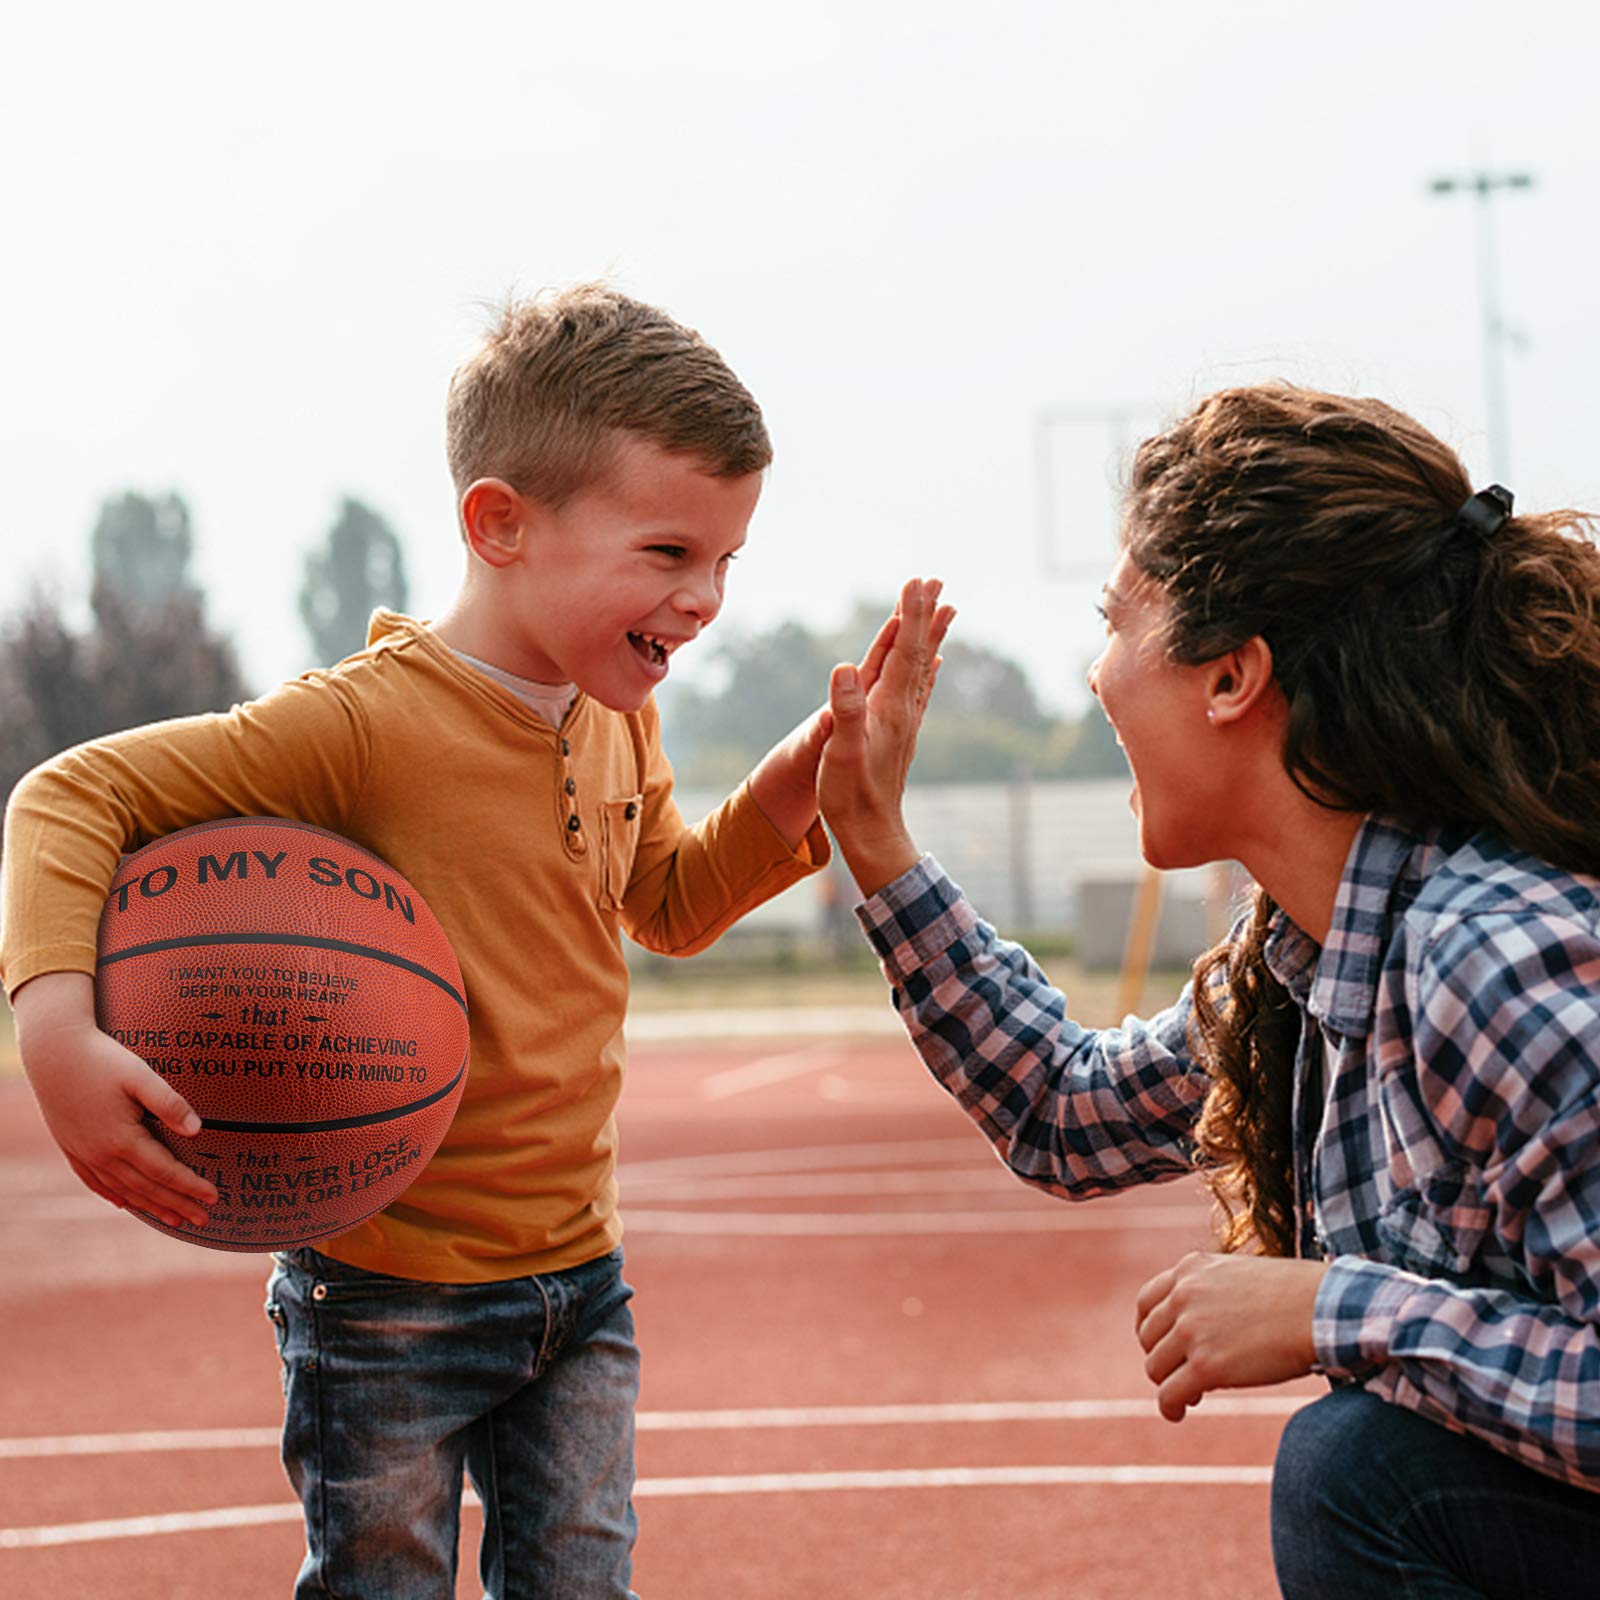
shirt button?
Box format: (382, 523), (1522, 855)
(561, 739), (571, 756)
(567, 815), (581, 833)
(624, 802), (638, 821)
(565, 778), (576, 796)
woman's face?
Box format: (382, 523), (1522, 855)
(1087, 552), (1224, 870)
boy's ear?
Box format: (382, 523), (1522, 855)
(460, 479), (531, 568)
(1206, 635), (1275, 727)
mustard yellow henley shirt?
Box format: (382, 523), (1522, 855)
(0, 612), (827, 1281)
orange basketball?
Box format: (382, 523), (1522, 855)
(95, 817), (469, 1252)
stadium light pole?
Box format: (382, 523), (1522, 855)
(1427, 168), (1535, 482)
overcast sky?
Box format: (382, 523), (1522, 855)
(5, 0), (1597, 720)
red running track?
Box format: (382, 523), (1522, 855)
(0, 1029), (1320, 1597)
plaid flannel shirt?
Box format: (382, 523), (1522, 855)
(856, 817), (1600, 1491)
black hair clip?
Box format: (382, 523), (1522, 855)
(1454, 484), (1514, 541)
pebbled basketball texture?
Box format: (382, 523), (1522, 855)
(95, 816), (469, 1252)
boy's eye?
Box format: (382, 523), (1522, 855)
(648, 544), (687, 560)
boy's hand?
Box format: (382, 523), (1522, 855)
(15, 972), (217, 1230)
(819, 578), (955, 895)
(746, 589), (928, 851)
(746, 709), (832, 851)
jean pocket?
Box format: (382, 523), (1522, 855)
(1376, 1164), (1492, 1277)
(264, 1285), (292, 1393)
(598, 795), (642, 912)
(283, 1246), (421, 1307)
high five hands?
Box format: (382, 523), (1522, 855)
(818, 578), (956, 896)
(817, 581), (1329, 1422)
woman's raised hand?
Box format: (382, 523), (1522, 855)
(818, 578), (955, 895)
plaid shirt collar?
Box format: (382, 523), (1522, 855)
(1263, 816), (1436, 1038)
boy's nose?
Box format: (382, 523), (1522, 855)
(675, 574), (723, 624)
(1086, 653), (1103, 698)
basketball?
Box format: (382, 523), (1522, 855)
(94, 817), (469, 1252)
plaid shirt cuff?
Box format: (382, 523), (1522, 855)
(854, 855), (978, 987)
(1313, 1255), (1432, 1374)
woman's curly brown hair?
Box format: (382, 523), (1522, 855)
(1123, 384), (1600, 1255)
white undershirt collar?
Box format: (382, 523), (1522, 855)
(450, 647), (578, 729)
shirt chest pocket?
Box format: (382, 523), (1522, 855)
(598, 795), (643, 912)
(1375, 1161), (1494, 1278)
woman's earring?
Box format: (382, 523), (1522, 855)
(1206, 708), (1216, 723)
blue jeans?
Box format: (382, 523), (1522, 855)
(264, 1245), (640, 1600)
(1272, 1386), (1600, 1598)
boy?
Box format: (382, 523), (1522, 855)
(2, 285), (845, 1598)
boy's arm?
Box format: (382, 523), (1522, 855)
(619, 723), (828, 957)
(745, 710), (830, 851)
(2, 674), (369, 1222)
(2, 674), (368, 995)
(619, 582), (952, 957)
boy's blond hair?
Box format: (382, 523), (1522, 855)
(445, 284), (772, 510)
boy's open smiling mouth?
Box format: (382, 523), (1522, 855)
(627, 631), (675, 666)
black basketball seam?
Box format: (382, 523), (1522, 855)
(191, 1060), (467, 1134)
(98, 931), (467, 1012)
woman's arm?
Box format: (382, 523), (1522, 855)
(856, 858), (1210, 1197)
(1313, 910), (1600, 1489)
(819, 580), (1211, 1197)
(818, 577), (953, 895)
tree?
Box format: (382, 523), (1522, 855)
(663, 621), (840, 779)
(0, 591), (101, 795)
(0, 492), (252, 815)
(299, 498), (409, 666)
(84, 488), (247, 734)
(91, 491), (196, 608)
(659, 602), (1127, 786)
(85, 584), (250, 740)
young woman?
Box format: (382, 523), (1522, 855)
(820, 388), (1600, 1597)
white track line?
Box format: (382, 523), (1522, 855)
(638, 1397), (1304, 1429)
(624, 1206), (1206, 1235)
(636, 1465), (1274, 1495)
(617, 1137), (985, 1181)
(0, 1427), (283, 1459)
(1, 1503), (305, 1549)
(0, 1465), (1273, 1548)
(627, 1168), (1047, 1200)
(5, 1197), (106, 1222)
(9, 1138), (1200, 1223)
(697, 1047), (838, 1102)
(0, 1396), (1304, 1460)
(626, 1170), (1202, 1203)
(627, 1006), (901, 1040)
